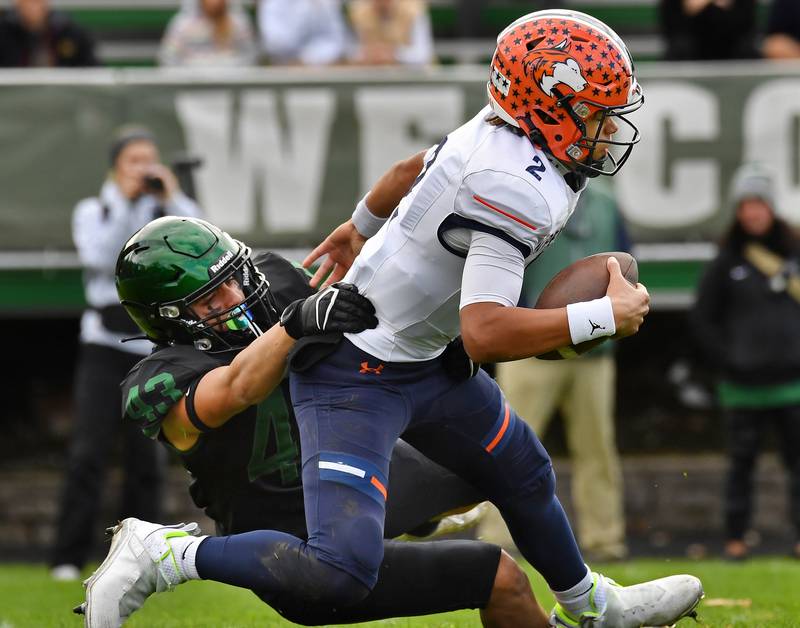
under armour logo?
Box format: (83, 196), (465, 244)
(588, 319), (606, 335)
(359, 361), (384, 375)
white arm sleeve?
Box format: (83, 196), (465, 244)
(459, 230), (525, 309)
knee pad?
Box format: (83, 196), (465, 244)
(313, 561), (371, 608)
(503, 464), (556, 508)
(268, 563), (371, 622)
(528, 465), (556, 501)
(344, 515), (384, 576)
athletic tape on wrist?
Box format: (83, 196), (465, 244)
(566, 296), (616, 345)
(351, 195), (387, 238)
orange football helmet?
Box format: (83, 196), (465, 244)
(487, 9), (643, 177)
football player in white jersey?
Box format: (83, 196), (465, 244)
(293, 10), (704, 628)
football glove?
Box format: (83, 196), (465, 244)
(280, 282), (378, 339)
(441, 336), (481, 380)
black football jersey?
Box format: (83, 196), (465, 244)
(121, 252), (315, 537)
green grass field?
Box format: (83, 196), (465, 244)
(1, 558), (798, 627)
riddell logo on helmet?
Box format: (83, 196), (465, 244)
(209, 250), (234, 275)
(525, 40), (587, 97)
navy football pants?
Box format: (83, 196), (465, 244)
(290, 339), (586, 592)
(197, 339), (586, 605)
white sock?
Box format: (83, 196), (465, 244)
(167, 534), (207, 581)
(553, 566), (607, 617)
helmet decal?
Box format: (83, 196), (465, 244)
(490, 65), (511, 97)
(527, 43), (587, 98)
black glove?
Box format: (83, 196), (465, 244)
(279, 282), (378, 339)
(441, 336), (481, 380)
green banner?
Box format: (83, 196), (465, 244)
(1, 63), (799, 254)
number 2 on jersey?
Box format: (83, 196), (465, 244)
(526, 156), (547, 181)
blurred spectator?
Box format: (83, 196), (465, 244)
(258, 0), (348, 66)
(50, 127), (202, 581)
(762, 0), (800, 59)
(348, 0), (434, 66)
(455, 0), (484, 38)
(490, 183), (631, 562)
(159, 0), (258, 67)
(660, 0), (758, 60)
(0, 0), (97, 67)
(457, 0), (560, 38)
(690, 163), (800, 561)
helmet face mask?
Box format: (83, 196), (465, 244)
(487, 9), (644, 177)
(567, 94), (643, 176)
(116, 216), (279, 352)
(158, 254), (279, 352)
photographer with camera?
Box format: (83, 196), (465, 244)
(50, 126), (201, 580)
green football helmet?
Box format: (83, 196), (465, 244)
(115, 216), (278, 351)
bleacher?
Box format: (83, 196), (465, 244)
(0, 0), (746, 66)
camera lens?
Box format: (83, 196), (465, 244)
(143, 175), (165, 193)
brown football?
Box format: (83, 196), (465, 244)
(534, 251), (638, 360)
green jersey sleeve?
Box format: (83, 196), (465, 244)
(120, 345), (223, 439)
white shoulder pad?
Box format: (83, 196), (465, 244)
(454, 168), (552, 259)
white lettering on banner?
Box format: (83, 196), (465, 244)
(174, 89), (335, 233)
(616, 82), (719, 228)
(354, 87), (464, 196)
(744, 80), (800, 223)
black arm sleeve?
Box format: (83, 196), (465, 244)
(185, 380), (214, 433)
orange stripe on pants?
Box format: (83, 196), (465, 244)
(370, 476), (388, 500)
(485, 403), (510, 453)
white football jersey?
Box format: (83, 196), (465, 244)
(345, 106), (583, 362)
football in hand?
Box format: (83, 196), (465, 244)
(534, 252), (638, 360)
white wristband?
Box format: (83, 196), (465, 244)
(566, 296), (616, 345)
(351, 194), (388, 238)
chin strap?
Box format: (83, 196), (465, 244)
(541, 150), (588, 192)
(120, 335), (150, 343)
(564, 170), (588, 192)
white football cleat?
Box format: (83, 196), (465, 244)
(551, 572), (704, 627)
(80, 518), (201, 627)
